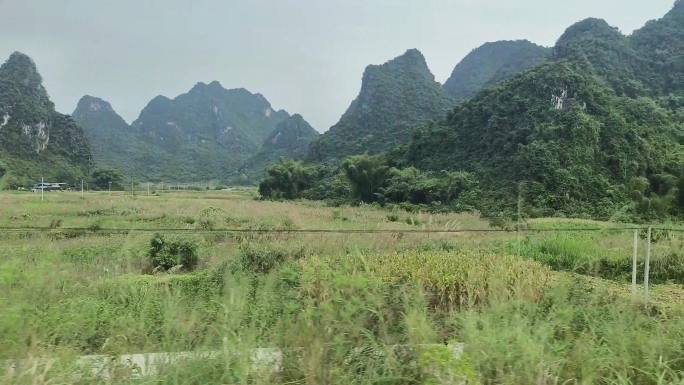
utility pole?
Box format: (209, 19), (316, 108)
(631, 230), (638, 295)
(108, 181), (112, 195)
(41, 176), (44, 202)
(644, 226), (652, 299)
(81, 179), (84, 199)
(147, 182), (150, 196)
(517, 182), (523, 257)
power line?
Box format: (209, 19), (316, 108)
(0, 226), (680, 234)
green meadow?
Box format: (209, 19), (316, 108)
(1, 190), (683, 384)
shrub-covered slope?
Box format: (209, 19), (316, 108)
(74, 82), (293, 182)
(238, 114), (319, 182)
(443, 40), (551, 103)
(406, 3), (684, 218)
(0, 52), (91, 188)
(72, 95), (150, 179)
(129, 81), (290, 181)
(309, 49), (452, 162)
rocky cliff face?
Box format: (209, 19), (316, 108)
(309, 49), (452, 162)
(0, 52), (91, 188)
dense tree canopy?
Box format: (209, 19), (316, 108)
(91, 168), (124, 191)
(261, 2), (684, 222)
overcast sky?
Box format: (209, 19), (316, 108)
(0, 0), (676, 131)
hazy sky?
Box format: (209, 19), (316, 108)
(0, 0), (676, 131)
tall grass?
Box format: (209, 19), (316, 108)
(1, 191), (683, 384)
(511, 233), (684, 283)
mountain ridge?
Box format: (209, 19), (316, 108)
(443, 40), (551, 102)
(309, 48), (452, 162)
(74, 81), (294, 182)
(237, 113), (319, 181)
(0, 52), (91, 188)
(403, 2), (683, 218)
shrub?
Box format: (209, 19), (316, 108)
(148, 234), (199, 271)
(235, 243), (305, 274)
(386, 213), (399, 222)
(419, 344), (478, 385)
(405, 216), (421, 226)
(197, 218), (215, 231)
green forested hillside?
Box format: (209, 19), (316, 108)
(407, 62), (682, 218)
(262, 2), (684, 221)
(129, 81), (290, 181)
(74, 82), (292, 182)
(405, 2), (684, 219)
(237, 114), (318, 182)
(0, 52), (91, 189)
(442, 40), (551, 103)
(308, 49), (452, 162)
(72, 96), (150, 179)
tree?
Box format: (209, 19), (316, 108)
(258, 159), (316, 200)
(341, 154), (389, 202)
(91, 168), (124, 190)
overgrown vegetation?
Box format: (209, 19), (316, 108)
(1, 190), (683, 384)
(90, 167), (124, 191)
(511, 232), (684, 283)
(148, 234), (200, 271)
(258, 156), (481, 212)
(259, 3), (684, 223)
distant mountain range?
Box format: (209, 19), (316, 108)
(70, 40), (546, 182)
(3, 0), (680, 198)
(309, 42), (553, 163)
(73, 82), (302, 182)
(0, 52), (91, 188)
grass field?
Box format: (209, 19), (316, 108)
(1, 190), (683, 384)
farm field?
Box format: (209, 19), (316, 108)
(1, 190), (683, 384)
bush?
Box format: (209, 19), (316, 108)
(386, 213), (399, 222)
(234, 243), (306, 274)
(148, 234), (199, 271)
